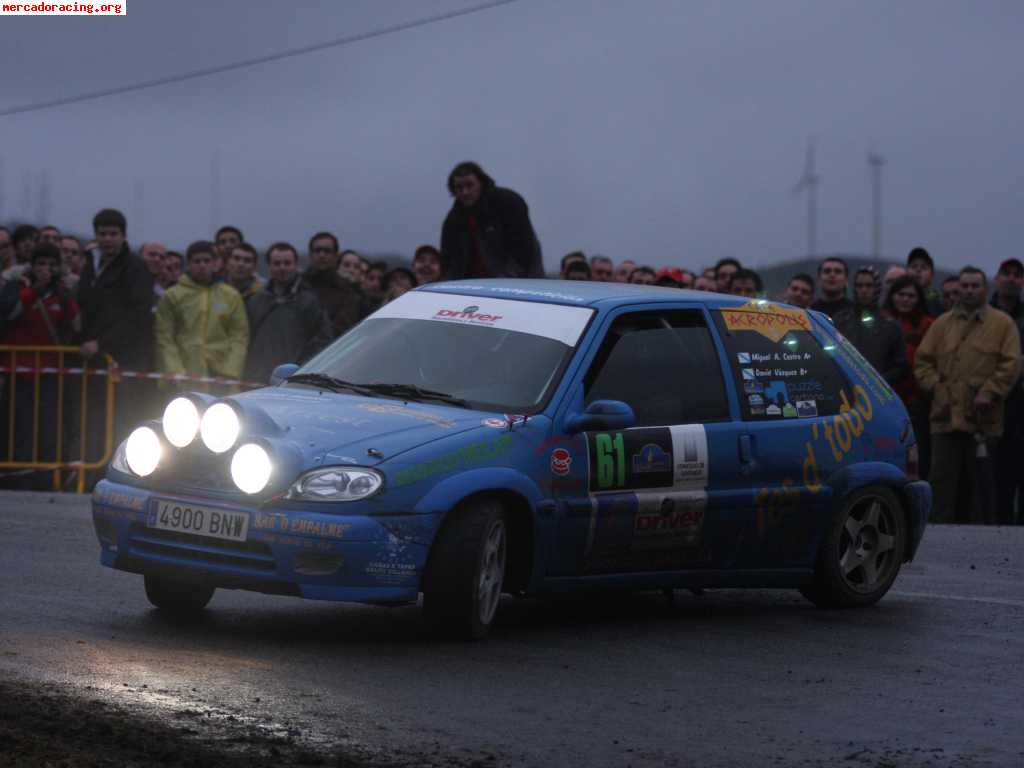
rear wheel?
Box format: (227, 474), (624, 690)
(801, 486), (905, 608)
(422, 498), (507, 639)
(144, 574), (215, 614)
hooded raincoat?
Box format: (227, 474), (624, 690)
(154, 275), (249, 381)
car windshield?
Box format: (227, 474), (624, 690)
(293, 291), (595, 413)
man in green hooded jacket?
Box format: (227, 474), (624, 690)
(155, 240), (249, 386)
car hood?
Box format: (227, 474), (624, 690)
(231, 385), (492, 466)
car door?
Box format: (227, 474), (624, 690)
(709, 301), (853, 566)
(548, 306), (736, 576)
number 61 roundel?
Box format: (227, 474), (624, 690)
(586, 425), (709, 493)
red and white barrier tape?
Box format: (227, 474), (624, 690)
(0, 365), (264, 389)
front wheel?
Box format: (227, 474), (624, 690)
(801, 486), (906, 608)
(144, 574), (215, 615)
(422, 498), (508, 639)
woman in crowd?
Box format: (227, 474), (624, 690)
(883, 274), (934, 477)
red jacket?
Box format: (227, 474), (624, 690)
(893, 313), (933, 406)
(0, 280), (80, 372)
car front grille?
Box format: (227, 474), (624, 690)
(128, 524), (276, 573)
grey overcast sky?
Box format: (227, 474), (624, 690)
(1, 0), (1021, 273)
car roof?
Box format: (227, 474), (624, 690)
(418, 278), (788, 311)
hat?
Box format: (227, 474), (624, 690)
(655, 267), (684, 285)
(997, 258), (1024, 274)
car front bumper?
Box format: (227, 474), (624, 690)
(91, 479), (438, 604)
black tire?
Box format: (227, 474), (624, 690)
(422, 498), (508, 640)
(801, 486), (906, 609)
(144, 574), (215, 614)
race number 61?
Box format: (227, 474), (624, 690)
(594, 433), (625, 489)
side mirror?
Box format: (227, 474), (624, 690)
(270, 363), (300, 386)
(564, 399), (636, 435)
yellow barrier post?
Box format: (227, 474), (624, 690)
(0, 346), (117, 494)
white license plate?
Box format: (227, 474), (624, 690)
(147, 499), (249, 542)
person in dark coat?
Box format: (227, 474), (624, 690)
(76, 209), (154, 481)
(834, 266), (909, 387)
(439, 161), (545, 280)
(810, 257), (855, 319)
(245, 242), (333, 384)
(301, 231), (363, 338)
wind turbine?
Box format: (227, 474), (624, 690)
(792, 137), (819, 258)
(210, 149), (222, 233)
(868, 149), (885, 260)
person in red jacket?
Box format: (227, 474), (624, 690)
(0, 243), (80, 487)
(882, 274), (934, 478)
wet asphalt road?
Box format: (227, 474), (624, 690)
(1, 491), (1022, 767)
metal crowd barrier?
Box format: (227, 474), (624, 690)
(0, 345), (117, 494)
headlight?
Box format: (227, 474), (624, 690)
(230, 443), (273, 494)
(125, 426), (162, 477)
(286, 467), (383, 502)
(110, 439), (130, 475)
(163, 397), (201, 448)
(200, 402), (240, 454)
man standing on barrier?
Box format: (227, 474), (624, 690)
(440, 161), (545, 280)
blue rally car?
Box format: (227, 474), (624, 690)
(92, 280), (931, 638)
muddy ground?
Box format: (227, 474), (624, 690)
(0, 678), (492, 768)
(0, 678), (364, 767)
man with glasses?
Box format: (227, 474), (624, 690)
(810, 257), (854, 319)
(301, 231), (361, 338)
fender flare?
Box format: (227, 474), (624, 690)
(413, 467), (545, 590)
(412, 467), (543, 515)
(824, 461), (910, 502)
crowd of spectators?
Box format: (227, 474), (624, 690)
(0, 160), (1020, 525)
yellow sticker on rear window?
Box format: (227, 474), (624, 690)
(719, 301), (811, 343)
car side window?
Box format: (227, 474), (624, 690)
(584, 310), (729, 426)
(712, 304), (848, 420)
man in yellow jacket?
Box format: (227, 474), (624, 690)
(155, 240), (249, 389)
(915, 266), (1021, 524)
